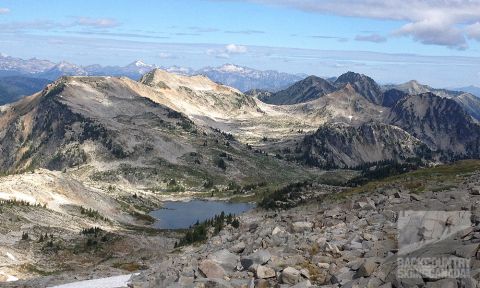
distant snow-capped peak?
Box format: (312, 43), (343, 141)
(131, 60), (151, 67)
(217, 64), (248, 73)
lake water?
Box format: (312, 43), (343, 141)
(149, 200), (255, 229)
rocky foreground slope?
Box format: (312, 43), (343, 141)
(127, 161), (480, 288)
(2, 161), (479, 287)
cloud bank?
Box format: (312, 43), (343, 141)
(236, 0), (480, 49)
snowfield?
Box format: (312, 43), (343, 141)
(48, 273), (138, 288)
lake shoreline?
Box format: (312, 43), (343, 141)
(148, 199), (256, 230)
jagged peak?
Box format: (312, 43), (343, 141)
(335, 71), (375, 84)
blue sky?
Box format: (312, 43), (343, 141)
(1, 0), (480, 87)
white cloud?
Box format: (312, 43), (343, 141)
(225, 44), (248, 54)
(207, 44), (248, 58)
(395, 20), (467, 50)
(467, 22), (480, 40)
(0, 8), (10, 14)
(237, 0), (480, 49)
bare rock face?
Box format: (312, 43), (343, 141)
(139, 68), (263, 119)
(298, 122), (427, 168)
(230, 242), (246, 254)
(208, 249), (239, 271)
(334, 71), (383, 105)
(387, 92), (480, 157)
(0, 77), (197, 172)
(262, 75), (336, 105)
(290, 221), (313, 233)
(281, 267), (301, 285)
(382, 88), (407, 107)
(198, 259), (225, 279)
(355, 259), (378, 278)
(255, 265), (276, 279)
(385, 80), (480, 121)
(240, 250), (271, 269)
(424, 278), (458, 288)
(470, 187), (480, 195)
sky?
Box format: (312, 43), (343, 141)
(0, 0), (480, 87)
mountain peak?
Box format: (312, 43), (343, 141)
(140, 68), (230, 92)
(335, 71), (371, 84)
(128, 60), (152, 68)
(403, 80), (426, 90)
(261, 75), (336, 105)
(334, 71), (383, 105)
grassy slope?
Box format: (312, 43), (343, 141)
(330, 160), (480, 201)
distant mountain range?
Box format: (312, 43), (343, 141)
(1, 54), (480, 169)
(196, 64), (305, 92)
(0, 54), (55, 76)
(0, 54), (304, 92)
(452, 85), (480, 98)
(384, 80), (480, 121)
(0, 54), (159, 81)
(255, 74), (480, 122)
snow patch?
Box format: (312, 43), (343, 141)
(5, 252), (16, 261)
(133, 60), (150, 67)
(0, 271), (18, 282)
(48, 273), (138, 288)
